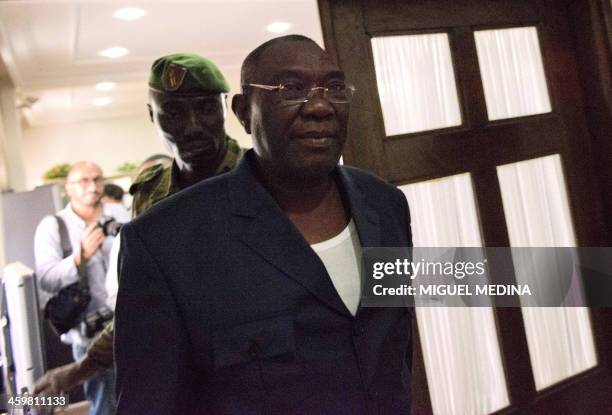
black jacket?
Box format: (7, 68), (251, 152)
(115, 151), (413, 414)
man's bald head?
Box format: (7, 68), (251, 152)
(67, 161), (103, 182)
(240, 35), (322, 90)
(65, 161), (104, 208)
(232, 35), (348, 186)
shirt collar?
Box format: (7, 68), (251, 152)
(167, 135), (244, 192)
(214, 135), (245, 175)
(65, 202), (115, 226)
(65, 203), (86, 227)
(146, 135), (245, 206)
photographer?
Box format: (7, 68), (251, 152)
(34, 161), (126, 415)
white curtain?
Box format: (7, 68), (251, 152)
(371, 33), (462, 136)
(474, 27), (552, 121)
(400, 174), (510, 415)
(497, 155), (596, 390)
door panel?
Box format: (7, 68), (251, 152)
(319, 0), (612, 413)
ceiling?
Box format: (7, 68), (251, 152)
(0, 0), (323, 127)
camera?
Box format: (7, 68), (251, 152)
(82, 306), (114, 338)
(97, 216), (123, 237)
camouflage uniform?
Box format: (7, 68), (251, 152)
(85, 52), (244, 370)
(86, 137), (244, 368)
(130, 136), (243, 217)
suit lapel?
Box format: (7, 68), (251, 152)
(242, 208), (352, 316)
(337, 167), (381, 249)
(336, 167), (382, 321)
(227, 153), (382, 318)
(228, 153), (349, 316)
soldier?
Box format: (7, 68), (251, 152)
(132, 53), (244, 216)
(34, 53), (245, 399)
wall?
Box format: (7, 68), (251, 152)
(21, 109), (252, 190)
(0, 78), (26, 190)
(23, 113), (161, 189)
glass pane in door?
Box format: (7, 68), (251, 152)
(497, 154), (597, 390)
(400, 173), (509, 414)
(474, 27), (552, 121)
(371, 33), (462, 136)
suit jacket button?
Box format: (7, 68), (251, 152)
(247, 340), (261, 358)
(368, 389), (379, 400)
(353, 323), (365, 336)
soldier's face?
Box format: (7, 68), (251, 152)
(149, 91), (227, 172)
(243, 41), (349, 183)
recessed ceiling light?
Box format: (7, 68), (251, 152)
(93, 97), (112, 106)
(114, 7), (146, 21)
(95, 82), (116, 91)
(266, 22), (291, 33)
(99, 47), (129, 59)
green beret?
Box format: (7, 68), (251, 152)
(149, 53), (229, 94)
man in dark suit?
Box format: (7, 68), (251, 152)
(115, 35), (413, 414)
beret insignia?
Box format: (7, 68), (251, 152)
(162, 62), (188, 92)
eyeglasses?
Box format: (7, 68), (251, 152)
(68, 177), (104, 187)
(246, 83), (356, 104)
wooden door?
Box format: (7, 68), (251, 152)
(319, 0), (612, 413)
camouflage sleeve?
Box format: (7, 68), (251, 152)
(86, 320), (115, 369)
(130, 190), (147, 218)
(128, 163), (170, 218)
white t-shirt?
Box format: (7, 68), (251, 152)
(311, 219), (362, 316)
(104, 207), (130, 309)
(105, 232), (121, 309)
